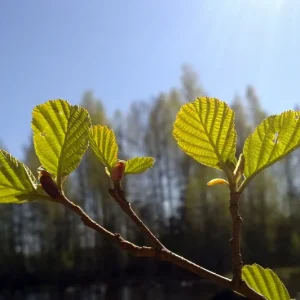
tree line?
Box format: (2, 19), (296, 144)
(0, 64), (299, 289)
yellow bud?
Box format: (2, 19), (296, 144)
(207, 178), (229, 186)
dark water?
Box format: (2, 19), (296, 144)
(0, 280), (299, 300)
(0, 282), (239, 300)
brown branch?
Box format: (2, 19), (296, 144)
(227, 193), (266, 299)
(161, 250), (265, 300)
(229, 192), (243, 287)
(108, 187), (165, 250)
(58, 194), (116, 239)
(53, 193), (265, 300)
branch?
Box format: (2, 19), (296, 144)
(58, 194), (115, 239)
(161, 250), (265, 300)
(229, 192), (243, 287)
(108, 185), (164, 250)
(53, 193), (265, 300)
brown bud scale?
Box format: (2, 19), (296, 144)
(39, 170), (61, 199)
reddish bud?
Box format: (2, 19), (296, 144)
(38, 168), (61, 199)
(111, 160), (126, 182)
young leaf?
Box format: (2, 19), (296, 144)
(32, 100), (91, 185)
(173, 97), (237, 172)
(125, 157), (155, 174)
(0, 150), (47, 203)
(243, 111), (300, 182)
(242, 264), (291, 300)
(89, 125), (118, 169)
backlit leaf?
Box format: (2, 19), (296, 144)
(243, 111), (300, 182)
(242, 264), (290, 300)
(173, 97), (236, 172)
(32, 99), (91, 185)
(125, 157), (155, 174)
(89, 125), (118, 169)
(0, 150), (48, 203)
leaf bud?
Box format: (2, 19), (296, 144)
(37, 167), (61, 199)
(110, 160), (126, 183)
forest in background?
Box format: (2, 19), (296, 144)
(0, 65), (299, 291)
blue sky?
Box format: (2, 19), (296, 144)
(1, 0), (300, 160)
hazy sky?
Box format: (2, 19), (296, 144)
(1, 0), (300, 159)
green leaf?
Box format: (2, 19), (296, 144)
(242, 264), (291, 300)
(32, 99), (91, 185)
(125, 157), (155, 174)
(0, 150), (47, 203)
(173, 97), (237, 171)
(89, 125), (118, 169)
(243, 111), (300, 181)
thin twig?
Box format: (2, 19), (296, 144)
(58, 194), (115, 238)
(108, 187), (165, 250)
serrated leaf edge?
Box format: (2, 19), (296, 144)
(125, 157), (155, 174)
(89, 125), (118, 169)
(173, 97), (237, 173)
(242, 264), (291, 300)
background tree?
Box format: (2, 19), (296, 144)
(0, 65), (299, 299)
